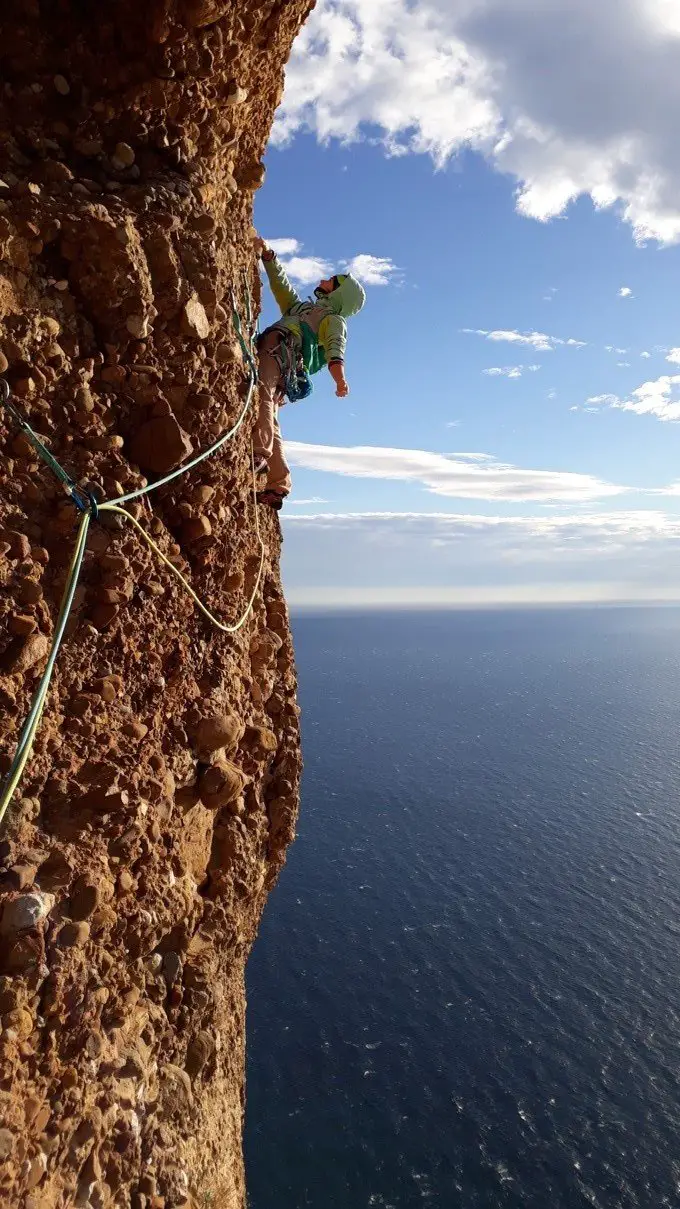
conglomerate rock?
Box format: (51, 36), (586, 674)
(0, 2), (313, 1205)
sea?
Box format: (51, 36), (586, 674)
(244, 608), (680, 1209)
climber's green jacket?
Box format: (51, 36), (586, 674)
(262, 254), (366, 373)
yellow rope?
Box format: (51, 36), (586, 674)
(100, 450), (265, 634)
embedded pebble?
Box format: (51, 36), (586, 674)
(0, 892), (55, 935)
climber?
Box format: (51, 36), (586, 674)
(252, 234), (366, 510)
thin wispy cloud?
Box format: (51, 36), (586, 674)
(285, 441), (626, 503)
(463, 329), (586, 351)
(483, 365), (540, 378)
(276, 0), (680, 244)
(287, 497), (331, 506)
(287, 510), (680, 540)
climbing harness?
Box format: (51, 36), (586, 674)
(261, 326), (313, 404)
(0, 282), (264, 828)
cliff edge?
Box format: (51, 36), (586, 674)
(0, 2), (312, 1205)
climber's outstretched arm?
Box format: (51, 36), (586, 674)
(254, 235), (302, 313)
(319, 314), (350, 397)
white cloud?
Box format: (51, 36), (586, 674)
(619, 286), (634, 298)
(285, 440), (625, 502)
(617, 361), (631, 367)
(276, 0), (680, 244)
(463, 328), (586, 351)
(344, 254), (399, 285)
(588, 373), (680, 421)
(641, 351), (652, 358)
(282, 255), (334, 285)
(666, 348), (680, 364)
(483, 364), (540, 378)
(266, 238), (302, 256)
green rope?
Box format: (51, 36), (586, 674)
(0, 380), (95, 514)
(0, 511), (91, 828)
(0, 283), (261, 826)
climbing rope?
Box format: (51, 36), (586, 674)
(0, 379), (99, 517)
(102, 451), (265, 635)
(0, 511), (92, 827)
(0, 280), (264, 828)
(109, 288), (257, 507)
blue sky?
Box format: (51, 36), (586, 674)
(254, 0), (680, 607)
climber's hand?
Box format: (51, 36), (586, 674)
(253, 235), (267, 257)
(329, 361), (349, 397)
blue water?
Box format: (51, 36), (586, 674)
(245, 609), (680, 1208)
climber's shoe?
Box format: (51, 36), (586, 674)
(257, 490), (285, 511)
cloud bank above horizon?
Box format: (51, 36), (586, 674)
(282, 509), (680, 607)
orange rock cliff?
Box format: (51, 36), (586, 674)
(0, 2), (313, 1205)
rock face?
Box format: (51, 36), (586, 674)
(0, 2), (312, 1206)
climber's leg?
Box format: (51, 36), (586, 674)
(254, 329), (284, 464)
(265, 413), (292, 497)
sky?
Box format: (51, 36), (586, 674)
(254, 0), (680, 608)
